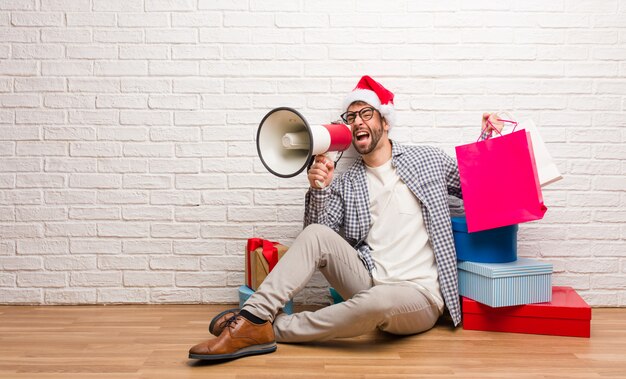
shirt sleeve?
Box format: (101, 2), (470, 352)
(479, 128), (491, 141)
(443, 151), (463, 199)
(303, 176), (345, 233)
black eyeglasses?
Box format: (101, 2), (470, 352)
(340, 107), (376, 124)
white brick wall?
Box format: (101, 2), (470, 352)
(0, 1), (624, 308)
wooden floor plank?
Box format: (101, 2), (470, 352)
(0, 305), (623, 378)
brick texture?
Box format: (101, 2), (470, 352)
(0, 2), (624, 307)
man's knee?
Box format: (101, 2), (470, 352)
(303, 223), (333, 234)
(301, 223), (335, 239)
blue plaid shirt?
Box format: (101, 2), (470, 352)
(304, 141), (464, 326)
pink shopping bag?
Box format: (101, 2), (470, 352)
(455, 129), (547, 233)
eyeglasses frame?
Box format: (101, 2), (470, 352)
(340, 106), (378, 124)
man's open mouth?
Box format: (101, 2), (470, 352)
(355, 130), (370, 142)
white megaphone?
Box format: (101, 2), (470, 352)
(257, 107), (352, 188)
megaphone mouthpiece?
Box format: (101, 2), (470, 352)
(282, 131), (309, 150)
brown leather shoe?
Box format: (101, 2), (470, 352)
(189, 315), (276, 360)
(208, 308), (239, 336)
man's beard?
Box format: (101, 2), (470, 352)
(352, 124), (383, 155)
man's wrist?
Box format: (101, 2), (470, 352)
(309, 185), (331, 196)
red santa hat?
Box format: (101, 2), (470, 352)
(342, 75), (396, 127)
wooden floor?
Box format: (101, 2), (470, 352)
(0, 305), (624, 379)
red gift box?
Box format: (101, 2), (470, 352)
(462, 286), (591, 338)
(244, 238), (288, 291)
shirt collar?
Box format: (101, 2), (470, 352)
(347, 140), (404, 180)
(390, 139), (404, 160)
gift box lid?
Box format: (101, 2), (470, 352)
(463, 286), (591, 320)
(451, 216), (518, 234)
(451, 216), (468, 232)
(457, 257), (552, 278)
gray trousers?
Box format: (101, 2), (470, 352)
(244, 224), (440, 343)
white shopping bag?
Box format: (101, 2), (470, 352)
(489, 115), (562, 187)
(515, 119), (562, 187)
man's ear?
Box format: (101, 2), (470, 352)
(382, 117), (390, 132)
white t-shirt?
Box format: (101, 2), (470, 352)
(365, 158), (444, 313)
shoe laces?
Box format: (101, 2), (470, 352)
(220, 314), (240, 331)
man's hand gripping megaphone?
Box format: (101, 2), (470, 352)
(306, 120), (346, 189)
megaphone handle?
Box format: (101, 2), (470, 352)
(314, 152), (336, 189)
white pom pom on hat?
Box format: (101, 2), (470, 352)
(342, 75), (396, 127)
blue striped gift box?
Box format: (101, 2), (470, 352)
(458, 258), (553, 307)
(238, 285), (293, 314)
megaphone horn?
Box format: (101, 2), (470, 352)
(257, 107), (352, 184)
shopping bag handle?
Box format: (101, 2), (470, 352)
(478, 116), (519, 142)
